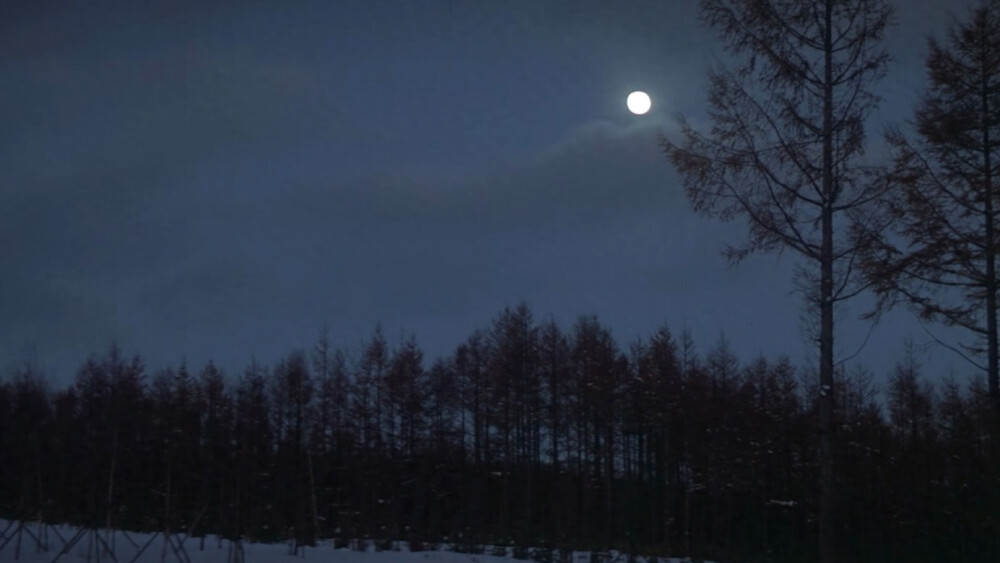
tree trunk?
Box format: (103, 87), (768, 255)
(982, 49), (1000, 559)
(981, 47), (1000, 437)
(819, 2), (836, 562)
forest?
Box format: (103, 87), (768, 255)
(5, 0), (1000, 561)
(1, 303), (997, 563)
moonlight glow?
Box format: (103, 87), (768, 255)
(626, 91), (651, 115)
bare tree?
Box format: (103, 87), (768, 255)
(661, 1), (892, 559)
(862, 0), (1000, 428)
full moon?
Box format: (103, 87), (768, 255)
(627, 91), (652, 115)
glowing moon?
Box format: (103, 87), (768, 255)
(627, 91), (651, 115)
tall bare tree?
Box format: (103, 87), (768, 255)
(862, 0), (1000, 428)
(661, 1), (892, 559)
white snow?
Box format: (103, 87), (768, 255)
(0, 521), (711, 563)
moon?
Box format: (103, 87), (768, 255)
(627, 91), (652, 115)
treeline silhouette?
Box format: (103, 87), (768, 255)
(0, 303), (997, 562)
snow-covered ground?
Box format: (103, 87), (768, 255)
(0, 521), (709, 563)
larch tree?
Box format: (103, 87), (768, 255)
(861, 0), (1000, 429)
(197, 361), (230, 539)
(310, 328), (336, 458)
(232, 360), (273, 540)
(270, 351), (315, 548)
(568, 315), (621, 547)
(386, 334), (426, 459)
(661, 1), (893, 560)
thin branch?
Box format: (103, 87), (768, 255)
(918, 319), (987, 371)
(834, 319), (877, 367)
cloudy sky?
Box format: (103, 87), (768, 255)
(1, 0), (983, 387)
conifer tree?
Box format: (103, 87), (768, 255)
(662, 2), (893, 559)
(863, 0), (1000, 428)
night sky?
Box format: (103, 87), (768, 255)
(1, 0), (981, 387)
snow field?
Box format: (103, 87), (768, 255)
(0, 521), (711, 563)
